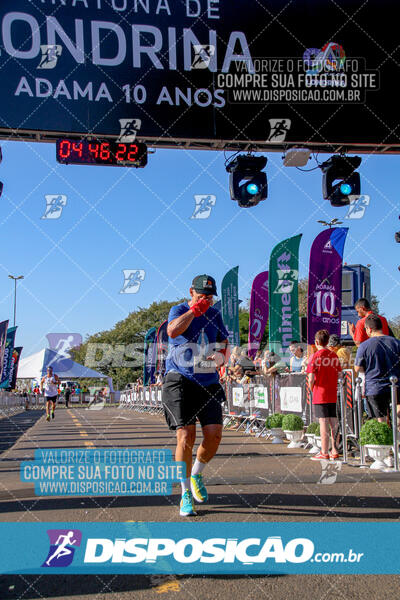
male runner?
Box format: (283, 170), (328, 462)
(41, 366), (60, 422)
(162, 275), (229, 516)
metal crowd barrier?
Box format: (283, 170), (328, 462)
(0, 392), (33, 416)
(119, 386), (164, 415)
(118, 374), (400, 469)
(390, 376), (399, 472)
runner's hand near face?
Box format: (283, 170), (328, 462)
(190, 297), (212, 317)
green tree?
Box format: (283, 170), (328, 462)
(298, 277), (308, 317)
(71, 299), (185, 390)
(239, 308), (269, 350)
(388, 315), (400, 338)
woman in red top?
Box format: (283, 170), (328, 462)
(306, 329), (342, 461)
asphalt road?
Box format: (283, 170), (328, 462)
(0, 406), (399, 599)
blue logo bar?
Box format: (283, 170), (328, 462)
(0, 523), (398, 574)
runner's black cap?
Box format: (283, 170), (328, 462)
(192, 274), (217, 295)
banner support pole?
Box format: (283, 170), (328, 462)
(390, 376), (399, 472)
(338, 376), (347, 464)
(355, 377), (368, 468)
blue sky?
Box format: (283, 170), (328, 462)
(0, 140), (399, 355)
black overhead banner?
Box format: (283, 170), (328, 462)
(0, 1), (399, 151)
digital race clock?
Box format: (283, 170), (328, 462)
(56, 138), (148, 168)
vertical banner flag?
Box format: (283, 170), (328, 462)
(143, 327), (157, 386)
(221, 266), (240, 346)
(0, 326), (17, 389)
(156, 320), (169, 375)
(269, 235), (302, 364)
(8, 347), (23, 391)
(248, 272), (269, 358)
(0, 320), (9, 380)
(308, 227), (348, 343)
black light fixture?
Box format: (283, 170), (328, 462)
(320, 155), (361, 207)
(226, 154), (267, 208)
(395, 215), (400, 244)
(317, 218), (343, 228)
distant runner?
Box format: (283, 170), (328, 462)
(41, 366), (60, 422)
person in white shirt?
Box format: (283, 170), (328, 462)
(41, 366), (60, 422)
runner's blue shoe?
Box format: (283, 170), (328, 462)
(190, 473), (208, 503)
(179, 490), (196, 516)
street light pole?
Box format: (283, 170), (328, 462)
(8, 275), (24, 327)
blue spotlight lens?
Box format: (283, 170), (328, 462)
(246, 183), (259, 195)
(340, 183), (352, 195)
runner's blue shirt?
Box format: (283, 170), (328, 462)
(165, 301), (229, 386)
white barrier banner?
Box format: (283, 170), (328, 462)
(280, 387), (302, 413)
(254, 386), (269, 408)
(232, 387), (244, 407)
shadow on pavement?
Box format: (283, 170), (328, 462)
(0, 411), (44, 454)
(0, 492), (399, 519)
(0, 573), (285, 599)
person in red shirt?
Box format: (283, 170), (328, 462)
(348, 298), (389, 346)
(307, 329), (342, 461)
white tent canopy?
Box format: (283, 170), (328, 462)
(17, 348), (107, 381)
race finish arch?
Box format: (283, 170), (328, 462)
(0, 0), (399, 154)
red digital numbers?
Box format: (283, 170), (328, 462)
(72, 142), (83, 157)
(57, 138), (146, 167)
(115, 143), (127, 161)
(99, 143), (110, 160)
(127, 144), (138, 162)
(59, 140), (71, 159)
(88, 143), (99, 158)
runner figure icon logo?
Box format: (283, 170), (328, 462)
(42, 529), (82, 567)
(317, 460), (342, 485)
(37, 45), (62, 69)
(191, 195), (216, 219)
(274, 269), (298, 294)
(191, 45), (216, 69)
(46, 333), (83, 372)
(345, 195), (370, 220)
(118, 119), (142, 142)
(41, 195), (67, 220)
(120, 270), (145, 294)
(268, 119), (291, 142)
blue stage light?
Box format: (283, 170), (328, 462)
(246, 183), (259, 195)
(340, 183), (352, 195)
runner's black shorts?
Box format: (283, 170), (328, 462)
(45, 396), (58, 403)
(366, 392), (391, 419)
(313, 403), (337, 418)
(162, 372), (225, 430)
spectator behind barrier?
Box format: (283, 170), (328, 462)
(288, 341), (305, 373)
(328, 334), (351, 369)
(262, 351), (287, 376)
(306, 329), (342, 461)
(348, 297), (389, 346)
(354, 314), (400, 425)
(253, 349), (263, 368)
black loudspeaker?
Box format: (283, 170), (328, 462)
(299, 316), (307, 343)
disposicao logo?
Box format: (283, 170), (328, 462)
(83, 536), (314, 565)
(42, 529), (82, 567)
